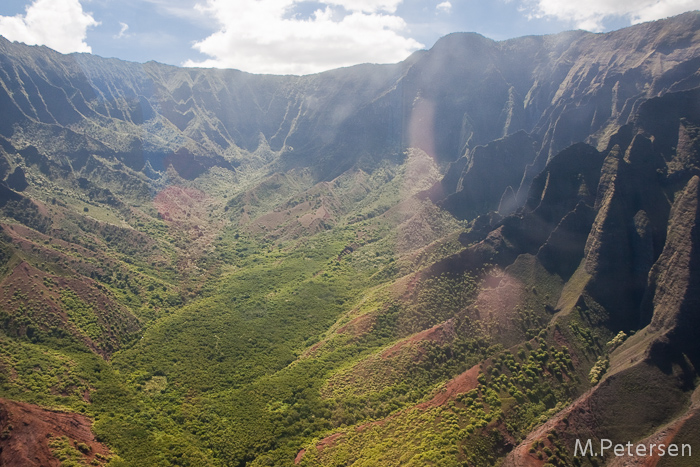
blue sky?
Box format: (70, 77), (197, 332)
(0, 0), (698, 74)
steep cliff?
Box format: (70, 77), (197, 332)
(0, 13), (698, 190)
(0, 12), (699, 467)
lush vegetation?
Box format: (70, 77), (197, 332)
(0, 148), (643, 466)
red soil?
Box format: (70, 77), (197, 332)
(154, 186), (208, 225)
(380, 319), (456, 360)
(316, 432), (344, 452)
(607, 407), (700, 467)
(154, 185), (224, 276)
(417, 364), (481, 409)
(335, 313), (375, 337)
(503, 386), (602, 467)
(0, 260), (139, 357)
(302, 363), (482, 464)
(2, 224), (112, 279)
(0, 398), (112, 467)
(295, 432), (345, 465)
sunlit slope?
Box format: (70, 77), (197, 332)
(0, 12), (699, 467)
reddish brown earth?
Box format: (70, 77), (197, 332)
(0, 260), (138, 357)
(380, 319), (457, 360)
(0, 398), (112, 466)
(503, 381), (612, 467)
(335, 313), (375, 337)
(2, 224), (115, 280)
(316, 432), (344, 452)
(295, 432), (345, 465)
(417, 364), (480, 409)
(154, 186), (208, 225)
(154, 186), (217, 244)
(607, 407), (700, 467)
(294, 448), (306, 464)
(154, 185), (224, 277)
(300, 363), (482, 464)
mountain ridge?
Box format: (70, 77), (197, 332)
(1, 11), (699, 186)
(0, 12), (699, 467)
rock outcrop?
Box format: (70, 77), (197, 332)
(503, 174), (700, 467)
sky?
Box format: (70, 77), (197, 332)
(0, 0), (698, 75)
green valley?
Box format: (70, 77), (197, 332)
(0, 12), (700, 467)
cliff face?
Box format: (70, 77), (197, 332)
(645, 175), (700, 360)
(0, 13), (700, 467)
(0, 12), (699, 188)
(503, 172), (700, 467)
(458, 83), (699, 328)
(439, 131), (538, 220)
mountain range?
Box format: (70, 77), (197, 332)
(0, 11), (699, 467)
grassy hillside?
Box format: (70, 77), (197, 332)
(2, 108), (700, 466)
(1, 14), (700, 467)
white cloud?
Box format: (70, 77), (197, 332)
(436, 1), (452, 13)
(115, 22), (129, 39)
(184, 0), (423, 75)
(631, 0), (700, 23)
(0, 0), (99, 53)
(140, 0), (210, 25)
(523, 0), (700, 31)
(322, 0), (404, 13)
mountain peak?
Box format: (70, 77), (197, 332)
(1, 12), (700, 467)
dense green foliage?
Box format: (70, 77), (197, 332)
(0, 151), (607, 467)
(0, 123), (686, 467)
(2, 153), (512, 466)
(1, 18), (700, 465)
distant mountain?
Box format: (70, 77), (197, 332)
(0, 12), (699, 467)
(1, 12), (699, 186)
